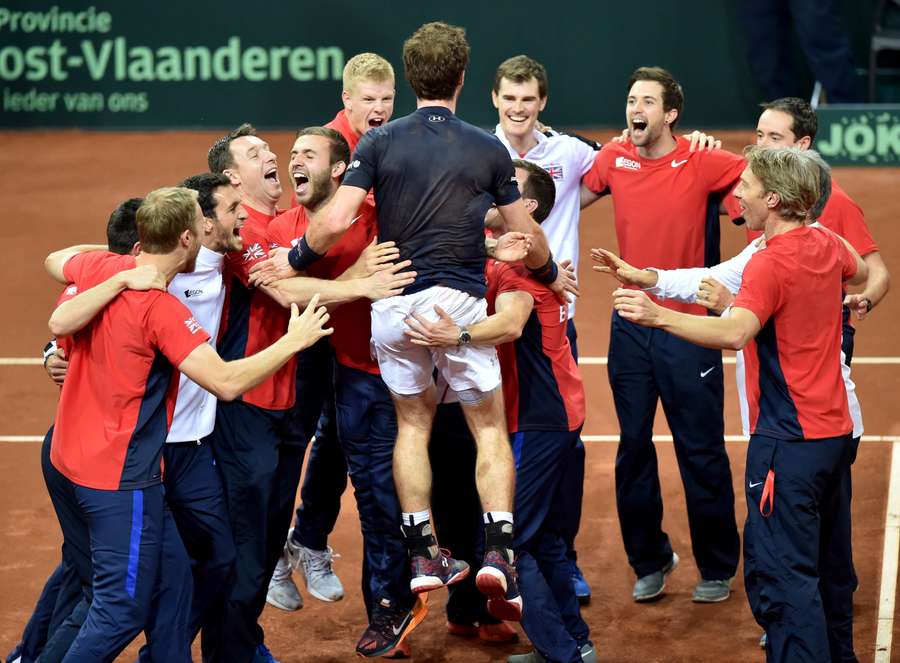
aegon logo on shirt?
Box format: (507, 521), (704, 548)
(427, 115), (446, 122)
(184, 288), (203, 299)
(348, 160), (360, 170)
(184, 317), (203, 334)
(615, 156), (641, 171)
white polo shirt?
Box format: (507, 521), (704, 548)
(166, 246), (226, 443)
(495, 126), (597, 318)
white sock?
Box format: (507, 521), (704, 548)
(483, 511), (514, 525)
(403, 510), (431, 526)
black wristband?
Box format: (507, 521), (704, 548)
(287, 235), (325, 272)
(528, 254), (558, 285)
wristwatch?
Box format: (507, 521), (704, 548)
(457, 327), (471, 346)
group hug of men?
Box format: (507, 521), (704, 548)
(7, 18), (891, 663)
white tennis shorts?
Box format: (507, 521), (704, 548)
(370, 285), (501, 397)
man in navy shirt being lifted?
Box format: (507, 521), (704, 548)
(251, 21), (554, 624)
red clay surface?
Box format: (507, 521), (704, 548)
(0, 129), (897, 662)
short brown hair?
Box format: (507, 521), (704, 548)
(207, 123), (257, 173)
(403, 22), (469, 101)
(137, 187), (199, 253)
(628, 67), (684, 128)
(743, 146), (821, 222)
(512, 159), (556, 224)
(493, 55), (548, 98)
(296, 127), (351, 170)
(343, 53), (394, 92)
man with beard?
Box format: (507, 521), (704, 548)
(269, 52), (398, 615)
(263, 125), (421, 658)
(41, 186), (332, 662)
(581, 67), (745, 604)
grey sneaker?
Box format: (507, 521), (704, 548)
(691, 577), (732, 603)
(632, 552), (679, 602)
(266, 552), (302, 611)
(286, 532), (344, 602)
(508, 644), (595, 663)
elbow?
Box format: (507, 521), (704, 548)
(48, 316), (68, 338)
(214, 383), (240, 402)
(724, 330), (750, 351)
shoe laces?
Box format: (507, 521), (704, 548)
(271, 555), (292, 583)
(304, 545), (340, 578)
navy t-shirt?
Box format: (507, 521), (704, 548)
(342, 106), (521, 298)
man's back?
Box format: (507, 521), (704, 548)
(344, 106), (520, 298)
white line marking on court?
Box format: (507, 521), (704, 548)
(576, 356), (900, 366)
(1, 356), (899, 367)
(875, 438), (900, 662)
(581, 435), (899, 443)
(0, 436), (44, 442)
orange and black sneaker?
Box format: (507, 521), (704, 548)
(355, 594), (429, 658)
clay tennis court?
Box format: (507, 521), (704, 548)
(0, 129), (897, 662)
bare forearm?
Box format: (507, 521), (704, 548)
(859, 254), (890, 307)
(469, 311), (523, 346)
(185, 337), (297, 402)
(655, 307), (749, 351)
(48, 274), (126, 336)
(264, 276), (363, 308)
(44, 244), (107, 283)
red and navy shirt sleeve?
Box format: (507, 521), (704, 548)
(733, 251), (782, 328)
(146, 294), (211, 367)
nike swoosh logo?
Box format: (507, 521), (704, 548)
(671, 159), (688, 167)
(392, 625), (403, 636)
(700, 367), (715, 378)
(749, 480), (763, 488)
(348, 214), (363, 226)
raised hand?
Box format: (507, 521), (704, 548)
(685, 130), (721, 152)
(613, 288), (662, 327)
(286, 294), (332, 351)
(549, 259), (579, 303)
(590, 248), (657, 288)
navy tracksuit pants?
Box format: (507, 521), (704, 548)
(513, 428), (590, 663)
(744, 434), (857, 663)
(609, 311), (739, 579)
(290, 340), (347, 552)
(206, 401), (304, 663)
(43, 437), (193, 663)
(32, 431), (228, 662)
(333, 363), (414, 614)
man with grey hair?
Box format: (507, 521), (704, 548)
(607, 146), (867, 663)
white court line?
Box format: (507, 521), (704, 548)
(875, 439), (900, 662)
(576, 356), (900, 366)
(1, 356), (899, 367)
(582, 435), (900, 443)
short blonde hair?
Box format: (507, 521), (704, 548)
(137, 187), (198, 253)
(343, 53), (394, 92)
(743, 146), (821, 222)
